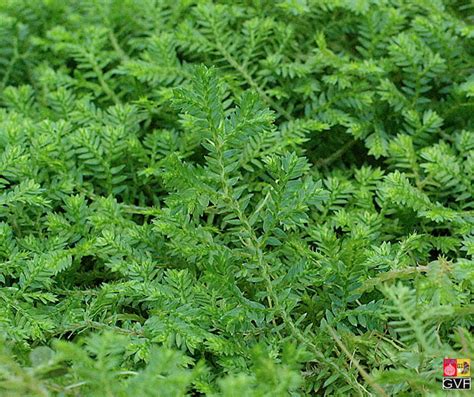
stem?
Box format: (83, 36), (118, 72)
(327, 325), (389, 397)
(209, 21), (292, 120)
(315, 139), (357, 167)
(108, 30), (129, 61)
(356, 265), (429, 293)
(88, 53), (120, 105)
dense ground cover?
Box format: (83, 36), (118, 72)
(0, 0), (473, 395)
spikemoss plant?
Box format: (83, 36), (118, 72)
(0, 0), (473, 396)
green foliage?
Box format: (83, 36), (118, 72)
(0, 0), (473, 396)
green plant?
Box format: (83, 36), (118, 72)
(0, 0), (472, 396)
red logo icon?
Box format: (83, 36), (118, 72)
(444, 359), (457, 377)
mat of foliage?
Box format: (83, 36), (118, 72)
(0, 1), (473, 396)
